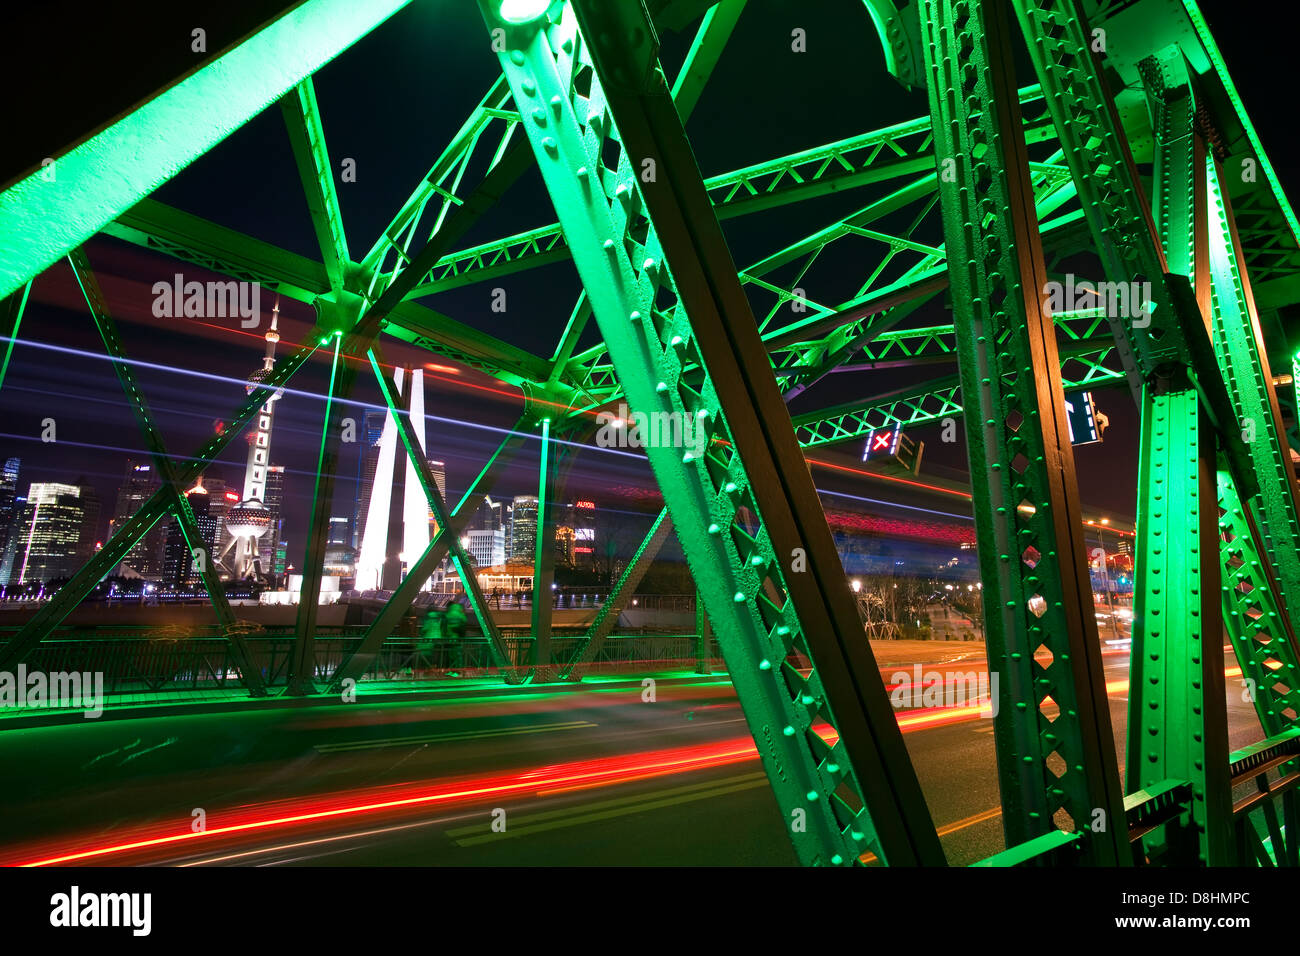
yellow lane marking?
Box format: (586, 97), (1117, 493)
(860, 805), (1004, 863)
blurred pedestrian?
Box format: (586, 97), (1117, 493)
(443, 601), (468, 677)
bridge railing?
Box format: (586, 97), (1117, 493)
(0, 628), (721, 716)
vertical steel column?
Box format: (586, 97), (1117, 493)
(1124, 54), (1229, 865)
(921, 0), (1127, 863)
(480, 0), (943, 865)
(1129, 385), (1229, 863)
(288, 331), (344, 695)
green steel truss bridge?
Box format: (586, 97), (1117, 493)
(2, 0), (1299, 867)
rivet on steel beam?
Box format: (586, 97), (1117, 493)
(783, 725), (795, 736)
(733, 591), (746, 602)
(542, 137), (558, 155)
(707, 523), (720, 534)
(759, 659), (772, 670)
(510, 50), (526, 65)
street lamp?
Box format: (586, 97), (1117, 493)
(851, 579), (861, 593)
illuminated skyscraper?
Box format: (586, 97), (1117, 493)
(510, 495), (538, 564)
(218, 300), (284, 581)
(13, 483), (96, 585)
(0, 457), (21, 586)
(162, 479), (220, 588)
(110, 459), (163, 578)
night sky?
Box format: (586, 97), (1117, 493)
(2, 0), (1294, 566)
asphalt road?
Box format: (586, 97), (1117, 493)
(0, 646), (1266, 867)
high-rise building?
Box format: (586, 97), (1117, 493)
(569, 499), (597, 569)
(219, 302), (284, 581)
(72, 479), (101, 565)
(162, 480), (220, 588)
(263, 464), (287, 580)
(202, 476), (231, 559)
(13, 483), (94, 585)
(0, 457), (21, 585)
(468, 528), (506, 568)
(110, 459), (163, 578)
(510, 495), (538, 563)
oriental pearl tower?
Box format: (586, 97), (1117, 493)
(217, 300), (285, 582)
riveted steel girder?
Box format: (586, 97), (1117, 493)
(480, 0), (943, 866)
(922, 0), (1127, 864)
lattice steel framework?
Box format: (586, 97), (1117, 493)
(2, 0), (1299, 867)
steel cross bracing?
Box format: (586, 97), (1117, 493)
(1, 0), (1299, 868)
(65, 250), (268, 698)
(922, 0), (1127, 864)
(0, 320), (323, 672)
(479, 0), (944, 866)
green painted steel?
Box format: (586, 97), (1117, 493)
(1128, 386), (1229, 864)
(0, 282), (31, 392)
(480, 0), (943, 865)
(1217, 471), (1300, 738)
(922, 0), (1127, 864)
(0, 0), (414, 300)
(1124, 53), (1229, 866)
(1205, 159), (1300, 618)
(3, 0), (1300, 868)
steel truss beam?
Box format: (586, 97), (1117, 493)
(280, 77), (351, 296)
(791, 339), (1123, 449)
(481, 0), (943, 866)
(0, 0), (414, 300)
(1205, 158), (1300, 620)
(923, 0), (1127, 863)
